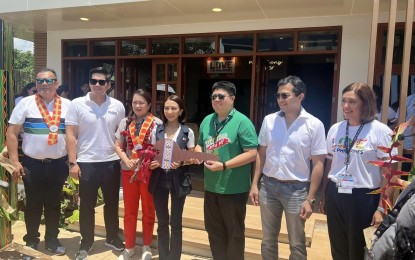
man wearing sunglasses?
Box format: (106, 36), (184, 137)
(65, 67), (125, 260)
(7, 68), (71, 259)
(249, 75), (327, 260)
(196, 81), (258, 260)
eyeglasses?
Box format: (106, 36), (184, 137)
(274, 93), (291, 100)
(210, 94), (232, 101)
(35, 78), (57, 85)
(89, 79), (107, 86)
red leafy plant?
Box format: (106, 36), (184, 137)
(367, 117), (415, 214)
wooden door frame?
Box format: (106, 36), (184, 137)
(151, 58), (181, 116)
(254, 53), (339, 128)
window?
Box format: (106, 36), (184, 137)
(380, 30), (415, 64)
(64, 41), (88, 57)
(92, 40), (115, 56)
(184, 37), (215, 54)
(219, 34), (253, 53)
(151, 38), (179, 55)
(120, 40), (147, 56)
(258, 33), (294, 52)
(298, 31), (338, 51)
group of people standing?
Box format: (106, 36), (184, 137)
(249, 78), (396, 260)
(6, 66), (403, 260)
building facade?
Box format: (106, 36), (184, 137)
(0, 0), (414, 129)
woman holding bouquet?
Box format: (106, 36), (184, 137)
(148, 95), (196, 260)
(115, 89), (162, 260)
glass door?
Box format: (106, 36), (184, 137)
(152, 59), (180, 118)
(120, 60), (138, 115)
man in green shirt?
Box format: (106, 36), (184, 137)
(196, 81), (258, 260)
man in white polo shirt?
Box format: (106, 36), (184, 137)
(65, 67), (125, 260)
(249, 75), (327, 260)
(7, 68), (71, 259)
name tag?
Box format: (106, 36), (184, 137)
(338, 187), (353, 194)
(337, 175), (354, 194)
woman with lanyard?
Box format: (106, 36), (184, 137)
(320, 83), (396, 260)
(148, 95), (196, 260)
(115, 89), (162, 260)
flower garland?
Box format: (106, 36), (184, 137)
(120, 125), (134, 152)
(120, 116), (155, 183)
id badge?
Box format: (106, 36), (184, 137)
(337, 175), (354, 194)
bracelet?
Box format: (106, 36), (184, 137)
(377, 206), (385, 214)
(222, 162), (227, 170)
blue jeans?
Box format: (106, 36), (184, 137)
(259, 175), (308, 260)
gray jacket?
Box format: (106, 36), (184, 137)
(366, 180), (415, 260)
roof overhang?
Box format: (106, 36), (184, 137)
(0, 0), (410, 41)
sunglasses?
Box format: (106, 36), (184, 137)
(210, 94), (232, 101)
(35, 78), (57, 85)
(89, 79), (107, 86)
(274, 93), (291, 100)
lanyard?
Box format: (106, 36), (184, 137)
(344, 121), (364, 173)
(213, 109), (234, 143)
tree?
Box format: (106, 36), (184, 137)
(13, 49), (34, 75)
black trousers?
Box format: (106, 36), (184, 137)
(326, 181), (380, 260)
(78, 160), (121, 248)
(204, 191), (248, 260)
(22, 155), (68, 244)
(401, 153), (412, 181)
(153, 172), (186, 260)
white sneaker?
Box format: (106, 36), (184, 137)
(142, 246), (152, 260)
(118, 248), (135, 260)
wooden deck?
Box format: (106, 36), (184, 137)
(5, 190), (332, 259)
(67, 190), (332, 260)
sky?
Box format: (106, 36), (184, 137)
(14, 38), (34, 53)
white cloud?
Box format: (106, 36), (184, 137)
(14, 38), (34, 53)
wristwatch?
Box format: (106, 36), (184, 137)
(306, 198), (316, 206)
(68, 162), (77, 169)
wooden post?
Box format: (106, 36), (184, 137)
(381, 0), (397, 125)
(367, 0), (379, 87)
(395, 0), (414, 202)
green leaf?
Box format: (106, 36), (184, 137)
(67, 209), (80, 224)
(62, 187), (74, 195)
